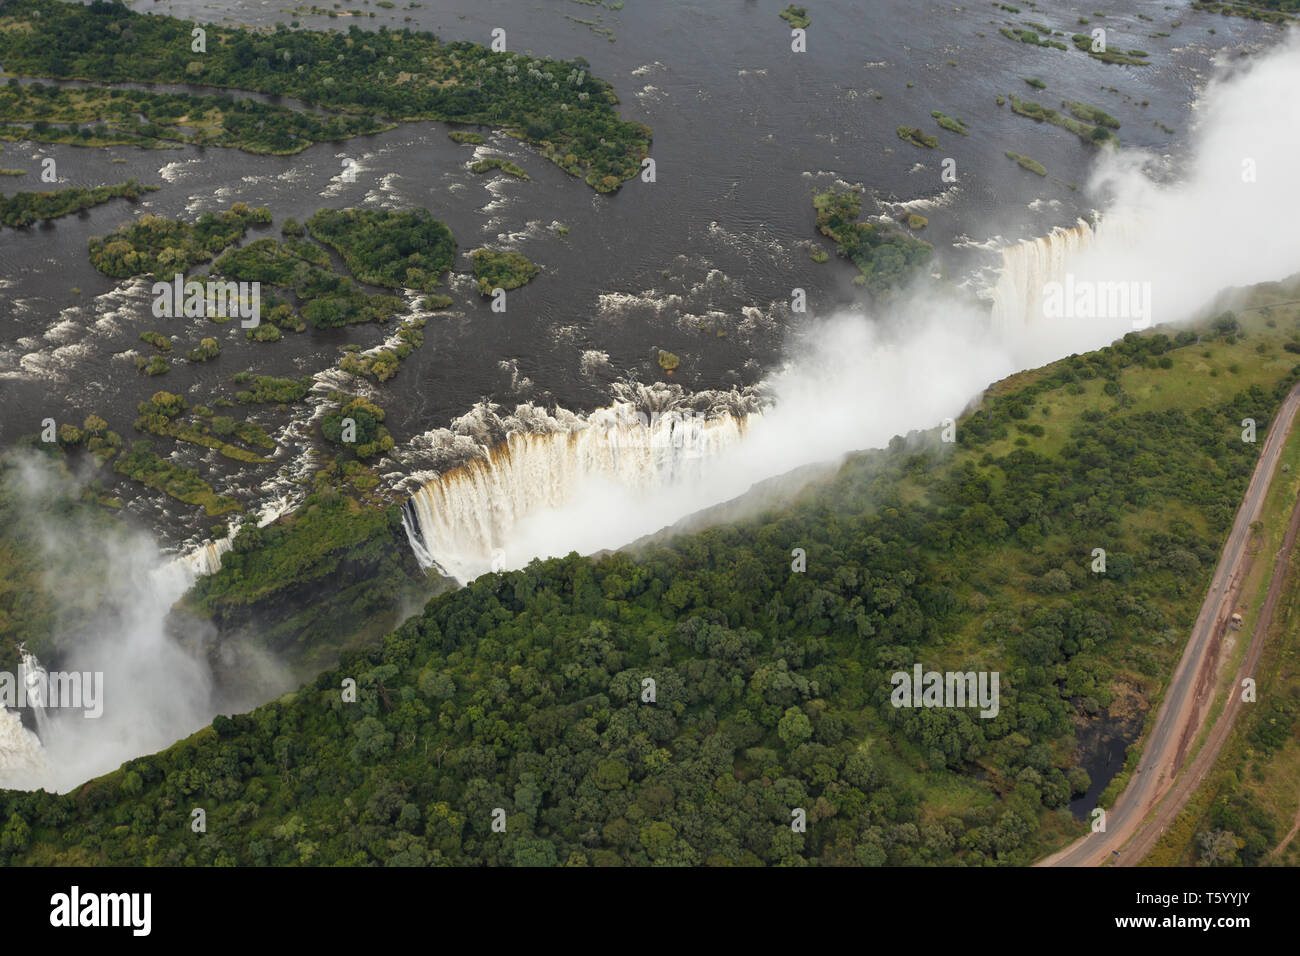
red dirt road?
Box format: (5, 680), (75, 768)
(1040, 381), (1300, 867)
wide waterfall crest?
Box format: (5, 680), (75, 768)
(989, 218), (1096, 335)
(401, 397), (752, 581)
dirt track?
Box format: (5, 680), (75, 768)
(1039, 382), (1300, 867)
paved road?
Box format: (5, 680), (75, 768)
(1040, 381), (1300, 867)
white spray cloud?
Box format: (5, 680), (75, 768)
(0, 456), (288, 793)
(409, 34), (1300, 580)
(28, 544), (213, 794)
(410, 291), (1016, 579)
(1000, 34), (1300, 367)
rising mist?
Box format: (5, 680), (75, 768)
(0, 454), (290, 793)
(402, 33), (1300, 582)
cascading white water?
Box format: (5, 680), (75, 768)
(402, 402), (749, 580)
(404, 218), (1131, 584)
(169, 496), (297, 579)
(0, 705), (48, 790)
(175, 536), (233, 577)
(989, 219), (1095, 335)
(0, 647), (50, 789)
(0, 543), (216, 793)
(398, 29), (1300, 587)
(19, 648), (49, 739)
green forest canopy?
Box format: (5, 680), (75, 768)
(5, 296), (1300, 866)
(306, 208), (456, 293)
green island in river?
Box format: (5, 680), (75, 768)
(0, 0), (652, 192)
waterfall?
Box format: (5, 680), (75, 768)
(989, 218), (1095, 335)
(175, 536), (233, 577)
(19, 648), (49, 739)
(0, 546), (217, 793)
(396, 306), (1021, 585)
(401, 402), (750, 581)
(0, 648), (52, 790)
(0, 705), (48, 790)
(170, 497), (296, 579)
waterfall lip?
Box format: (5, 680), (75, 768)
(168, 491), (298, 580)
(988, 218), (1099, 335)
(398, 397), (754, 582)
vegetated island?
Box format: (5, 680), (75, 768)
(1008, 95), (1119, 146)
(1191, 1), (1299, 23)
(1069, 33), (1152, 66)
(321, 394), (393, 461)
(779, 4), (811, 28)
(134, 391), (274, 466)
(91, 203), (457, 335)
(113, 439), (239, 516)
(999, 26), (1069, 50)
(139, 331), (171, 353)
(233, 373), (314, 405)
(213, 237), (404, 331)
(338, 324), (422, 383)
(0, 0), (652, 192)
(1061, 100), (1121, 130)
(470, 157), (529, 180)
(812, 187), (932, 294)
(0, 81), (391, 155)
(185, 337), (221, 363)
(0, 179), (156, 227)
(897, 125), (938, 148)
(930, 110), (969, 136)
(135, 355), (169, 377)
(996, 19), (1155, 64)
(1005, 151), (1047, 176)
(471, 248), (540, 296)
(305, 208), (457, 293)
(88, 203), (270, 278)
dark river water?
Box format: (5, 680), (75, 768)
(0, 0), (1282, 545)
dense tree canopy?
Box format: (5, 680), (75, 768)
(0, 180), (154, 227)
(5, 316), (1297, 866)
(306, 209), (456, 293)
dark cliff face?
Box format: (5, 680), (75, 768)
(166, 512), (454, 694)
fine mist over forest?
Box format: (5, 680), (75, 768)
(0, 455), (293, 793)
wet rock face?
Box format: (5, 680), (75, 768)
(169, 512), (439, 680)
